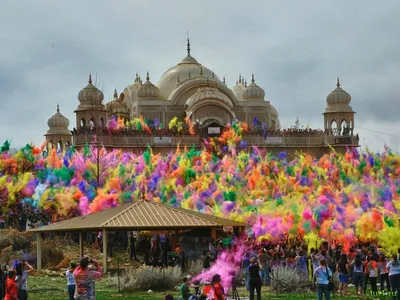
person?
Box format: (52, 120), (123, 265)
(364, 255), (378, 294)
(352, 254), (364, 296)
(379, 254), (390, 292)
(242, 252), (251, 291)
(368, 256), (379, 294)
(310, 249), (320, 280)
(164, 294), (174, 300)
(209, 239), (216, 262)
(386, 254), (400, 300)
(191, 280), (201, 296)
(96, 232), (102, 250)
(314, 258), (332, 300)
(198, 295), (207, 300)
(296, 250), (308, 281)
(107, 232), (115, 257)
(15, 260), (34, 300)
(248, 257), (262, 300)
(0, 265), (8, 300)
(0, 215), (5, 229)
(211, 274), (225, 300)
(4, 270), (17, 300)
(180, 277), (191, 300)
(73, 257), (103, 300)
(128, 232), (137, 261)
(336, 254), (349, 296)
(202, 250), (211, 271)
(258, 249), (270, 286)
(66, 261), (77, 300)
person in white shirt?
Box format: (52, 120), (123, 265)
(314, 258), (332, 300)
(66, 261), (77, 300)
(386, 254), (400, 300)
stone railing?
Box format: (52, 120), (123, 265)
(73, 134), (201, 147)
(243, 135), (325, 146)
(325, 135), (359, 146)
(73, 133), (358, 148)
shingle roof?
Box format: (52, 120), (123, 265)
(30, 200), (245, 232)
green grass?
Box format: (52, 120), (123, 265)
(27, 275), (381, 300)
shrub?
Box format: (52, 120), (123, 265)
(270, 267), (314, 293)
(31, 240), (64, 268)
(0, 229), (34, 251)
(185, 259), (203, 277)
(107, 265), (182, 291)
(12, 232), (34, 251)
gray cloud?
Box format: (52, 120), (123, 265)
(1, 0), (400, 153)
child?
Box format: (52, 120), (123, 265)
(66, 261), (76, 300)
(180, 277), (191, 300)
(4, 270), (17, 300)
(211, 274), (225, 300)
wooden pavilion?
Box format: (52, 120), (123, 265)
(30, 200), (246, 272)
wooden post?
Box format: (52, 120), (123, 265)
(36, 232), (42, 272)
(211, 227), (217, 241)
(102, 229), (108, 274)
(79, 232), (84, 258)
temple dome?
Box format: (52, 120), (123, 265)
(106, 90), (129, 115)
(185, 81), (233, 109)
(231, 75), (246, 101)
(121, 74), (142, 109)
(157, 39), (219, 99)
(46, 105), (72, 135)
(77, 74), (104, 107)
(326, 78), (351, 105)
(137, 73), (161, 99)
(242, 74), (265, 101)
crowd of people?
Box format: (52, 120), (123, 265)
(0, 257), (102, 300)
(0, 261), (34, 300)
(73, 126), (198, 137)
(73, 125), (327, 138)
(166, 238), (400, 300)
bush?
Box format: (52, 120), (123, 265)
(0, 230), (15, 249)
(185, 259), (203, 277)
(31, 240), (64, 269)
(0, 229), (34, 251)
(270, 267), (314, 293)
(107, 265), (182, 291)
(12, 231), (34, 251)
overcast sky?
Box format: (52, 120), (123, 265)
(1, 0), (400, 153)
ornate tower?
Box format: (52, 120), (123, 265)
(45, 104), (72, 151)
(74, 74), (107, 133)
(323, 78), (355, 137)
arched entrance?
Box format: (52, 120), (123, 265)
(198, 117), (225, 137)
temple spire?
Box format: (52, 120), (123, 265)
(187, 31), (191, 56)
(251, 73), (255, 83)
(239, 74), (242, 84)
(88, 73), (92, 84)
(113, 89), (118, 98)
(56, 103), (60, 113)
(337, 76), (340, 87)
(223, 76), (226, 84)
(146, 71), (150, 82)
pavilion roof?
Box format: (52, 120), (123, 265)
(30, 200), (246, 232)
